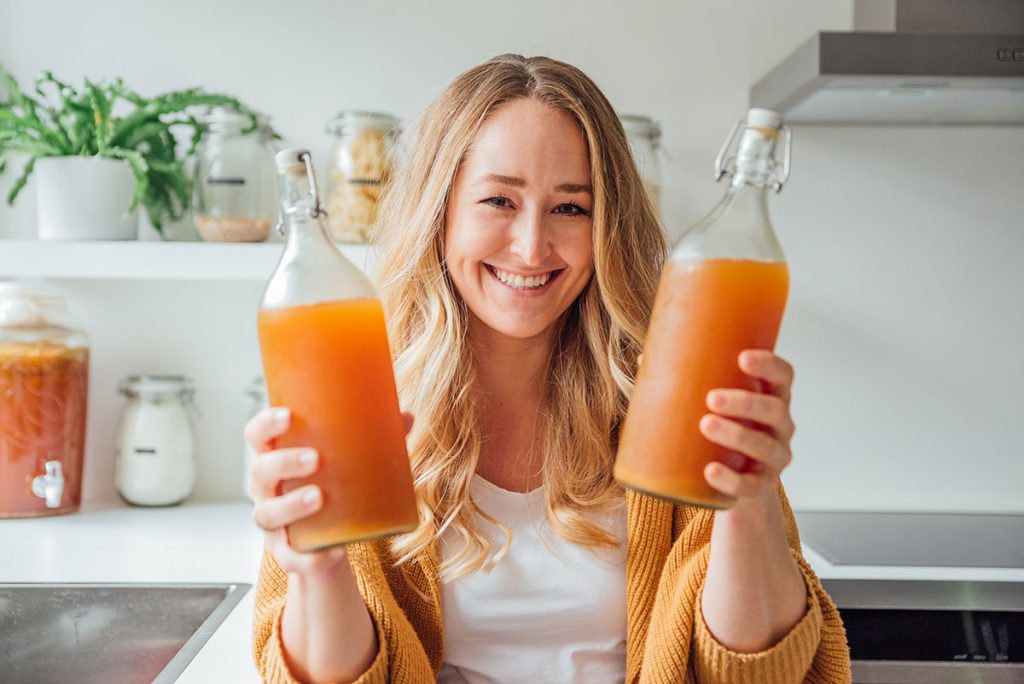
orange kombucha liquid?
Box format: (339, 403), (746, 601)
(614, 258), (789, 509)
(0, 343), (88, 517)
(257, 298), (418, 550)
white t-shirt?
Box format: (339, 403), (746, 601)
(437, 475), (628, 684)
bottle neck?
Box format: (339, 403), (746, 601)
(277, 163), (332, 247)
(280, 212), (335, 260)
(720, 180), (771, 215)
(726, 125), (779, 190)
(671, 127), (782, 261)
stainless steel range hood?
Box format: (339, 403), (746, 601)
(750, 0), (1024, 125)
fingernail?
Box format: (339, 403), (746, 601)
(302, 488), (319, 505)
(703, 415), (719, 432)
(299, 450), (316, 466)
(273, 408), (290, 426)
(708, 391), (726, 409)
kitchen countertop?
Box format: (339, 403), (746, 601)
(7, 500), (1024, 683)
(4, 500), (265, 683)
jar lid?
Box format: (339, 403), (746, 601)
(325, 111), (400, 135)
(619, 114), (662, 144)
(745, 108), (782, 130)
(0, 281), (73, 328)
(199, 106), (251, 131)
(119, 375), (194, 399)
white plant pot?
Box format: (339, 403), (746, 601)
(35, 156), (139, 240)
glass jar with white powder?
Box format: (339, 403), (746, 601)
(116, 375), (197, 506)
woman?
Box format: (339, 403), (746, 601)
(248, 54), (852, 683)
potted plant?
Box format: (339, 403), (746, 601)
(0, 67), (258, 240)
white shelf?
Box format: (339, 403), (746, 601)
(0, 239), (374, 281)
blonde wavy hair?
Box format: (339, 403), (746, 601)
(374, 54), (667, 583)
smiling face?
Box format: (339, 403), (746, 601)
(444, 98), (595, 343)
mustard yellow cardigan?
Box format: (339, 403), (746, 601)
(253, 487), (852, 683)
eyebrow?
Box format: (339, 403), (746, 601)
(480, 174), (592, 194)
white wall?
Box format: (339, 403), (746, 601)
(2, 1), (1022, 510)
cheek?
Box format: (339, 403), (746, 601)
(446, 214), (506, 268)
(564, 227), (595, 275)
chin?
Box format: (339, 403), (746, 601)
(476, 314), (558, 341)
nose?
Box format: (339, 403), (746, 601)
(509, 209), (551, 266)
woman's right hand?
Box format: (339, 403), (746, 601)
(245, 407), (415, 582)
(245, 407), (348, 581)
(247, 407), (414, 681)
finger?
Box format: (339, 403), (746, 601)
(244, 407), (292, 453)
(252, 485), (322, 532)
(249, 447), (318, 498)
(738, 350), (794, 401)
(706, 389), (795, 440)
(402, 412), (414, 435)
(704, 461), (774, 500)
(699, 414), (792, 472)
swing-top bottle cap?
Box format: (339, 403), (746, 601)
(274, 148), (310, 172)
(745, 108), (782, 130)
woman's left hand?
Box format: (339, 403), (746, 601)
(699, 349), (796, 507)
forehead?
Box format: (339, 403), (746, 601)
(460, 98), (590, 181)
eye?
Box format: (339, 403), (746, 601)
(553, 202), (590, 217)
(482, 196), (513, 209)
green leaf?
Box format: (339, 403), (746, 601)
(6, 156), (36, 205)
(3, 139), (63, 157)
(0, 105), (71, 154)
(57, 110), (91, 154)
(34, 71), (73, 100)
(0, 66), (39, 121)
(121, 120), (166, 150)
(112, 78), (146, 107)
(85, 79), (115, 151)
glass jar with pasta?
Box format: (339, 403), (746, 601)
(325, 111), (399, 243)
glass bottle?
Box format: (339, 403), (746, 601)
(614, 108), (793, 509)
(325, 111), (400, 244)
(619, 114), (663, 217)
(257, 148), (418, 551)
(193, 107), (272, 243)
(115, 375), (197, 507)
(0, 282), (88, 518)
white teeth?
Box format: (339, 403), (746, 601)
(493, 268), (552, 289)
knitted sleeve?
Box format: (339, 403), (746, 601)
(251, 543), (435, 683)
(638, 486), (852, 684)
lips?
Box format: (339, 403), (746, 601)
(484, 264), (563, 292)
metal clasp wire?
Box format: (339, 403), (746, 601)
(771, 126), (792, 194)
(299, 150), (328, 219)
(713, 119), (793, 194)
(713, 119), (743, 184)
